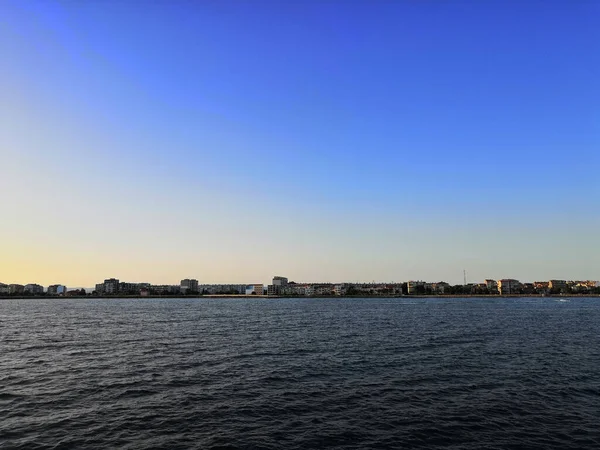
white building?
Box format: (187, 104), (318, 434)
(24, 284), (44, 295)
(334, 284), (347, 296)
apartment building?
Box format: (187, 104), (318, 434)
(497, 279), (521, 295)
(24, 284), (44, 295)
(47, 285), (67, 296)
(180, 279), (199, 294)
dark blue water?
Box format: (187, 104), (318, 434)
(1, 297), (599, 449)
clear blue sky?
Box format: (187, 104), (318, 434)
(1, 0), (598, 286)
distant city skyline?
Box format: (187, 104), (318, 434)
(1, 274), (599, 292)
(2, 275), (599, 298)
(1, 1), (598, 286)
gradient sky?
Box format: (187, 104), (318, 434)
(1, 1), (598, 287)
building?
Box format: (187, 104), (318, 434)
(407, 280), (425, 294)
(118, 282), (150, 295)
(548, 280), (567, 292)
(47, 285), (67, 296)
(267, 285), (277, 296)
(521, 283), (536, 294)
(272, 276), (288, 286)
(271, 283), (307, 296)
(97, 278), (119, 295)
(285, 284), (307, 296)
(104, 278), (119, 294)
(315, 285), (334, 296)
(572, 281), (598, 292)
(9, 284), (24, 295)
(180, 279), (199, 294)
(484, 279), (498, 293)
(149, 285), (180, 295)
(267, 276), (289, 296)
(497, 279), (521, 295)
(334, 284), (347, 296)
(430, 282), (450, 294)
(0, 283), (9, 295)
(24, 284), (44, 295)
(199, 284), (246, 295)
(245, 284), (264, 295)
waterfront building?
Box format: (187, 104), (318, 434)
(47, 285), (67, 296)
(24, 284), (44, 295)
(149, 284), (180, 295)
(103, 278), (120, 295)
(334, 284), (347, 296)
(315, 285), (334, 296)
(267, 276), (289, 296)
(104, 278), (119, 294)
(9, 284), (24, 295)
(533, 281), (550, 294)
(245, 284), (264, 295)
(407, 280), (425, 295)
(485, 279), (498, 293)
(302, 284), (334, 296)
(522, 283), (536, 295)
(497, 279), (521, 295)
(548, 280), (567, 292)
(431, 282), (451, 294)
(180, 279), (199, 294)
(272, 283), (307, 296)
(118, 282), (150, 295)
(572, 281), (597, 292)
(199, 284), (246, 295)
(286, 284), (308, 296)
(272, 276), (288, 286)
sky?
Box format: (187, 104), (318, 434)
(1, 0), (598, 287)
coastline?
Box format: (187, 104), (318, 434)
(1, 294), (599, 300)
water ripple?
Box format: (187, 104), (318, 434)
(1, 297), (600, 449)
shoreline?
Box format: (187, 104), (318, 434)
(1, 294), (599, 300)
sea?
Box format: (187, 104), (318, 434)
(1, 297), (599, 449)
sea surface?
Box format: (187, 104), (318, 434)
(1, 297), (599, 449)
